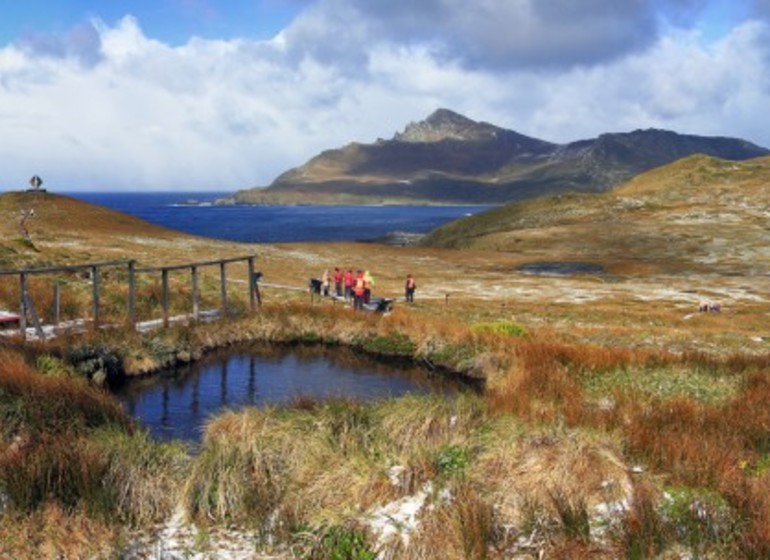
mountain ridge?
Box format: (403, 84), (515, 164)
(233, 109), (769, 205)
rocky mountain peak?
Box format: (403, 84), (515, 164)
(394, 108), (498, 143)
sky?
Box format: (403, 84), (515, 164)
(1, 0), (769, 192)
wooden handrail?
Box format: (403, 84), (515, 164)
(135, 255), (255, 273)
(0, 259), (135, 276)
(1, 255), (258, 341)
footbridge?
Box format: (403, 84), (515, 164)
(0, 255), (259, 341)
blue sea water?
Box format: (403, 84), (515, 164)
(66, 191), (492, 243)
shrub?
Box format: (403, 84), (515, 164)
(34, 354), (71, 377)
(302, 524), (376, 560)
(471, 321), (527, 338)
(659, 486), (737, 554)
(361, 332), (416, 357)
(64, 343), (123, 384)
(435, 444), (470, 477)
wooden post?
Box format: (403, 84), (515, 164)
(127, 261), (136, 327)
(53, 280), (61, 326)
(91, 266), (100, 327)
(248, 257), (256, 313)
(220, 261), (227, 316)
(191, 266), (200, 321)
(19, 273), (27, 339)
(162, 269), (170, 328)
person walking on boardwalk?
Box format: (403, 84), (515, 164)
(321, 269), (331, 297)
(405, 274), (416, 303)
(344, 269), (354, 300)
(363, 270), (375, 304)
(353, 270), (366, 310)
(333, 267), (343, 297)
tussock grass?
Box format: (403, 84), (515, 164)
(0, 503), (121, 559)
(406, 480), (495, 560)
(0, 433), (112, 514)
(5, 324), (770, 556)
(486, 340), (588, 424)
(183, 407), (304, 528)
(0, 348), (183, 529)
(474, 424), (632, 536)
(0, 348), (130, 438)
(180, 391), (643, 557)
(180, 395), (489, 552)
(376, 393), (485, 456)
(87, 427), (189, 526)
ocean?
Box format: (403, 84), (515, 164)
(66, 192), (492, 244)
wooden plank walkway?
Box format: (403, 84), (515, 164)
(0, 255), (258, 341)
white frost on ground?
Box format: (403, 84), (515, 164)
(367, 481), (434, 551)
(123, 506), (280, 560)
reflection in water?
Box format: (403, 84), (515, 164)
(114, 344), (470, 442)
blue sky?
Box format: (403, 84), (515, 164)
(0, 0), (307, 44)
(1, 0), (769, 191)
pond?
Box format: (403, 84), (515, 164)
(518, 261), (605, 276)
(113, 344), (471, 442)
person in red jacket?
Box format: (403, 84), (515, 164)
(333, 267), (343, 297)
(343, 269), (354, 300)
(405, 274), (416, 303)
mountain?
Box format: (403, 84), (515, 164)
(421, 154), (770, 275)
(232, 109), (769, 205)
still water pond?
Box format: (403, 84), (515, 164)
(114, 344), (468, 442)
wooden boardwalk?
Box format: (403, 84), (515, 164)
(0, 255), (259, 341)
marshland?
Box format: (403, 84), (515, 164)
(1, 156), (770, 559)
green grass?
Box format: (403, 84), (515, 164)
(582, 364), (742, 405)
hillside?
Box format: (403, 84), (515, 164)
(0, 191), (244, 271)
(232, 109), (769, 205)
(3, 180), (770, 558)
(422, 154), (770, 276)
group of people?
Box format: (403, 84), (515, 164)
(319, 268), (374, 310)
(316, 268), (417, 309)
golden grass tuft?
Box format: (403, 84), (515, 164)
(486, 340), (587, 424)
(405, 481), (495, 560)
(88, 427), (189, 526)
(0, 502), (121, 559)
(0, 348), (130, 438)
(474, 426), (632, 535)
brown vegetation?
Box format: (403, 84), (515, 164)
(1, 156), (769, 558)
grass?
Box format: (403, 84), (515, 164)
(3, 327), (770, 557)
(4, 302), (770, 558)
(2, 301), (768, 558)
(1, 180), (770, 557)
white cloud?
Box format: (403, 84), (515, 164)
(281, 0), (663, 71)
(0, 2), (769, 192)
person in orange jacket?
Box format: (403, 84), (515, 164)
(353, 270), (366, 310)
